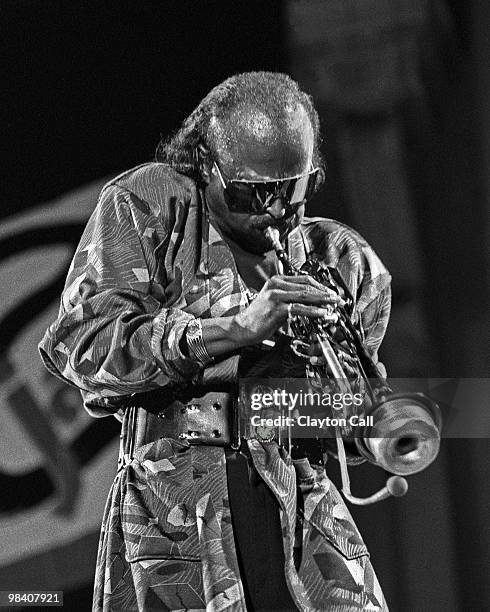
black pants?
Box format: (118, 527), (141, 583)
(225, 444), (298, 612)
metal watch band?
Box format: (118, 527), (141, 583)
(185, 318), (213, 366)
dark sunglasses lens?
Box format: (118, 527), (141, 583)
(223, 182), (257, 213)
(223, 169), (319, 213)
(283, 171), (318, 204)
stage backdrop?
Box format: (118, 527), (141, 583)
(0, 180), (122, 594)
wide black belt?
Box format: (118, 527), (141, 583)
(118, 384), (305, 469)
(118, 385), (320, 495)
(120, 385), (239, 458)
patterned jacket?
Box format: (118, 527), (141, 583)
(39, 163), (391, 611)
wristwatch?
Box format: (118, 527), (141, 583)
(185, 318), (213, 367)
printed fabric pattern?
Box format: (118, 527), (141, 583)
(39, 163), (391, 611)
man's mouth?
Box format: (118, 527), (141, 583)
(253, 214), (295, 233)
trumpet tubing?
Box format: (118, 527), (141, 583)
(266, 226), (442, 481)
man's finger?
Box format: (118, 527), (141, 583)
(273, 275), (344, 304)
(272, 288), (340, 307)
(287, 303), (339, 320)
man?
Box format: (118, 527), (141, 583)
(40, 72), (391, 611)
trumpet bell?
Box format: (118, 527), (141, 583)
(355, 393), (442, 476)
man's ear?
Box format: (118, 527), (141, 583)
(195, 143), (212, 183)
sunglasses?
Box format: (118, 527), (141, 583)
(213, 162), (320, 214)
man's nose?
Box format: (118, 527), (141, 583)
(266, 196), (286, 219)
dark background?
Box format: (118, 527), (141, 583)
(2, 1), (489, 610)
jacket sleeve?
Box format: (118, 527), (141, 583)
(357, 282), (390, 379)
(38, 183), (201, 404)
(354, 234), (392, 375)
(361, 283), (391, 360)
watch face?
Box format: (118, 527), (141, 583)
(187, 318), (201, 338)
(255, 425), (275, 442)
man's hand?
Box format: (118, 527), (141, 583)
(232, 274), (341, 347)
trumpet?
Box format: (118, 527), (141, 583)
(265, 227), (442, 505)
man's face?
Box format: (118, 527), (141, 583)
(204, 113), (315, 254)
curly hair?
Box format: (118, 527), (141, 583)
(155, 71), (324, 185)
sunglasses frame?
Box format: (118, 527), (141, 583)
(212, 161), (320, 214)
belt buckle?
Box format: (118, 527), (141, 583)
(177, 392), (233, 446)
(254, 423), (276, 442)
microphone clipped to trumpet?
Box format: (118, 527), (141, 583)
(265, 227), (442, 505)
